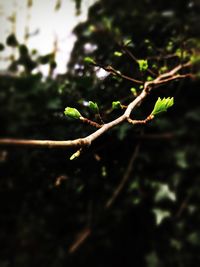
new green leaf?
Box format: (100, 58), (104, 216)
(151, 97), (174, 116)
(137, 59), (148, 71)
(124, 39), (132, 46)
(89, 101), (99, 113)
(114, 51), (123, 57)
(64, 107), (81, 119)
(130, 87), (137, 96)
(147, 76), (153, 81)
(153, 209), (171, 225)
(112, 101), (121, 109)
(154, 184), (176, 203)
(70, 150), (81, 160)
(84, 57), (95, 64)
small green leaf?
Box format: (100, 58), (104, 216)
(84, 57), (95, 64)
(144, 39), (150, 44)
(114, 51), (123, 57)
(175, 150), (188, 169)
(153, 209), (171, 225)
(137, 59), (148, 71)
(130, 87), (137, 96)
(89, 101), (99, 113)
(102, 17), (112, 30)
(112, 101), (121, 109)
(152, 63), (157, 69)
(166, 41), (173, 52)
(88, 25), (96, 33)
(124, 38), (132, 46)
(64, 107), (81, 119)
(154, 184), (176, 202)
(175, 48), (182, 58)
(160, 65), (168, 73)
(151, 97), (174, 116)
(147, 76), (153, 81)
(190, 54), (200, 64)
(101, 166), (107, 177)
(70, 150), (81, 160)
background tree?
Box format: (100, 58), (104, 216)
(0, 0), (200, 266)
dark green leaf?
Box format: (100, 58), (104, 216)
(6, 34), (18, 47)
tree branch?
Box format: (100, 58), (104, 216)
(0, 138), (87, 148)
(0, 90), (148, 148)
(0, 61), (192, 149)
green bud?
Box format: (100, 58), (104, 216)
(89, 101), (99, 113)
(124, 39), (132, 46)
(114, 51), (123, 57)
(137, 59), (148, 71)
(130, 87), (137, 96)
(84, 57), (96, 64)
(64, 107), (81, 119)
(70, 150), (81, 160)
(112, 101), (121, 109)
(147, 76), (153, 81)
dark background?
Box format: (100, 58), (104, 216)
(0, 0), (200, 266)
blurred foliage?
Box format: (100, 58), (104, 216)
(0, 0), (200, 266)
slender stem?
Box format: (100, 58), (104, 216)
(95, 64), (143, 84)
(105, 144), (140, 208)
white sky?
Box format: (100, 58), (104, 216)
(0, 0), (96, 74)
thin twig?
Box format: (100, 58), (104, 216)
(95, 64), (143, 84)
(120, 45), (157, 76)
(154, 73), (194, 85)
(158, 62), (191, 80)
(105, 144), (140, 209)
(127, 114), (154, 125)
(68, 228), (91, 254)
